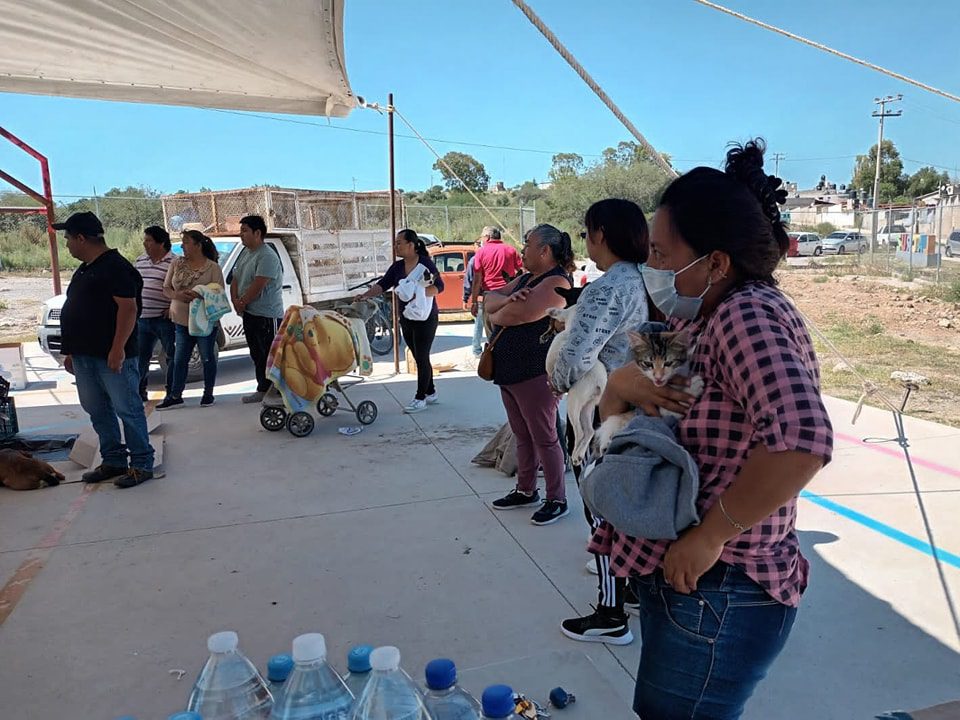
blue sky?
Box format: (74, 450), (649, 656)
(2, 0), (959, 200)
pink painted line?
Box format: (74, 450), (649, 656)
(835, 431), (960, 480)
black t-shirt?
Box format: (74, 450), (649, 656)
(60, 249), (143, 359)
(492, 266), (572, 386)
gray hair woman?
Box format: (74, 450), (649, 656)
(485, 224), (574, 526)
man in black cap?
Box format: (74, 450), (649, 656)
(55, 211), (155, 487)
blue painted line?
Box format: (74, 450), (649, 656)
(801, 490), (960, 570)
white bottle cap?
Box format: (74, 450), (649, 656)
(207, 631), (239, 654)
(292, 633), (327, 663)
(369, 646), (401, 672)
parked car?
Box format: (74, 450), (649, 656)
(427, 243), (476, 313)
(944, 230), (960, 258)
(787, 232), (822, 257)
(821, 231), (867, 255)
(877, 224), (909, 248)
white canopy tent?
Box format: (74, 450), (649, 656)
(0, 0), (355, 116)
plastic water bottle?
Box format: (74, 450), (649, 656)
(170, 713), (204, 720)
(187, 630), (273, 720)
(267, 654), (296, 701)
(479, 686), (517, 720)
(343, 646), (374, 701)
(270, 633), (354, 719)
(422, 659), (480, 720)
(350, 646), (430, 720)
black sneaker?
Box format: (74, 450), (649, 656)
(624, 584), (641, 616)
(492, 489), (541, 510)
(561, 606), (634, 645)
(82, 464), (128, 484)
(156, 397), (184, 411)
(200, 393), (215, 407)
(531, 499), (569, 526)
(115, 468), (154, 489)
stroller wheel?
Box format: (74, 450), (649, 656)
(356, 400), (378, 425)
(317, 392), (339, 417)
(287, 411), (315, 438)
(260, 406), (287, 432)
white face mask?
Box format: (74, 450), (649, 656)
(641, 255), (710, 320)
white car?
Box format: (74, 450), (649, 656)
(821, 231), (867, 255)
(788, 231), (822, 257)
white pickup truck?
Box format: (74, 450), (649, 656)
(38, 187), (397, 377)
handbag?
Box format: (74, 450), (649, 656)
(477, 327), (504, 381)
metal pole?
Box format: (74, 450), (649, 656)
(910, 199), (916, 277)
(870, 95), (902, 264)
(41, 158), (61, 295)
(937, 187), (945, 284)
(518, 200), (525, 238)
(92, 185), (101, 216)
(388, 93), (400, 375)
(444, 205), (450, 240)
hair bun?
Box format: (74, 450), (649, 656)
(724, 139), (787, 228)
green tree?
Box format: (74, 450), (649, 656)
(515, 180), (547, 204)
(851, 139), (906, 203)
(432, 152), (489, 192)
(420, 185), (447, 204)
(904, 166), (950, 198)
(548, 153), (584, 183)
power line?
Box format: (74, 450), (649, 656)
(692, 0), (960, 104)
(208, 108), (604, 158)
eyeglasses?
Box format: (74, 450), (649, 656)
(578, 231), (587, 240)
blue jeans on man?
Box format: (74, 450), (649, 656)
(137, 316), (175, 399)
(171, 324), (218, 398)
(73, 355), (155, 472)
(472, 302), (486, 356)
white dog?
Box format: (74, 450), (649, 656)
(543, 288), (607, 467)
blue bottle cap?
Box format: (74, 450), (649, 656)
(347, 644), (374, 673)
(267, 653), (295, 682)
(424, 658), (457, 690)
(168, 713), (203, 720)
(481, 684), (515, 718)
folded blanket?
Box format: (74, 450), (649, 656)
(266, 306), (361, 413)
(188, 283), (230, 337)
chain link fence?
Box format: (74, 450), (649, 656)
(364, 203), (537, 245)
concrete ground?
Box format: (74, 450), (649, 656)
(1, 325), (959, 719)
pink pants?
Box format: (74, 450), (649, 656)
(500, 374), (566, 501)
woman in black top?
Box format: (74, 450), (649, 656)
(486, 224), (574, 526)
(356, 229), (444, 414)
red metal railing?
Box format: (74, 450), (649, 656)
(0, 126), (61, 294)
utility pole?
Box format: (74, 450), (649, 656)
(771, 152), (786, 177)
(870, 94), (902, 261)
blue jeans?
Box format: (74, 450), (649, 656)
(171, 323), (218, 397)
(137, 316), (175, 396)
(472, 303), (485, 356)
(73, 355), (154, 471)
(630, 563), (797, 720)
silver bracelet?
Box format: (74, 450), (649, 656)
(717, 496), (747, 533)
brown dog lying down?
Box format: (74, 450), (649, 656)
(0, 449), (65, 490)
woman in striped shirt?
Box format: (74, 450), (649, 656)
(596, 140), (834, 719)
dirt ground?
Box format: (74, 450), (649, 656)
(4, 266), (959, 425)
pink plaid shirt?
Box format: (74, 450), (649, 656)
(589, 282), (833, 606)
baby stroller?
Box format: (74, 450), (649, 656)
(258, 305), (378, 438)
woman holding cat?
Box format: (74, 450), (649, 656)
(355, 228), (444, 414)
(487, 224), (574, 526)
(548, 198), (651, 646)
(593, 140), (833, 720)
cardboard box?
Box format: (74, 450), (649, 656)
(0, 343), (27, 391)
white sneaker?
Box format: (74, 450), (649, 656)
(586, 560), (599, 575)
(404, 398), (427, 414)
(425, 392), (439, 405)
(242, 391), (266, 404)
